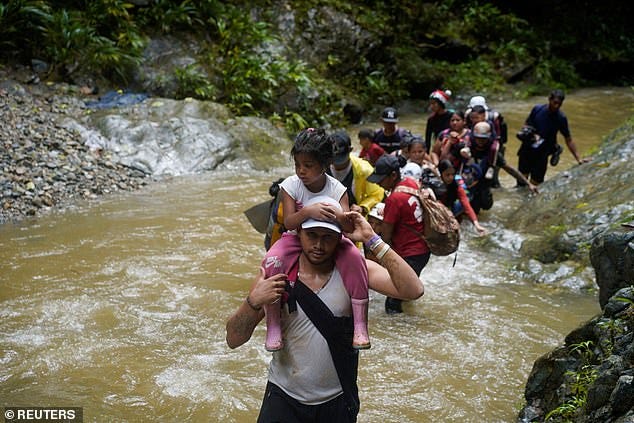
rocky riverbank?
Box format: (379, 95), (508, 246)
(0, 77), (151, 225)
(518, 230), (634, 422)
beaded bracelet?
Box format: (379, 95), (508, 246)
(245, 295), (262, 311)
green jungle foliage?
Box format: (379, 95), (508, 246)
(1, 0), (632, 131)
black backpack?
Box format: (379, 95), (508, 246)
(516, 125), (538, 144)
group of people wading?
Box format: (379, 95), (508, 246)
(226, 89), (588, 422)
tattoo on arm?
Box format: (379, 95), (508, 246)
(237, 314), (257, 335)
(227, 306), (263, 347)
(381, 251), (401, 290)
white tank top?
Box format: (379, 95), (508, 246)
(268, 268), (351, 404)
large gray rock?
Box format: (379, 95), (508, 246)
(590, 232), (634, 309)
(521, 346), (578, 416)
(611, 375), (634, 416)
(62, 98), (290, 176)
(519, 226), (634, 421)
(509, 121), (634, 275)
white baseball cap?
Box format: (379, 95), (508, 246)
(300, 195), (342, 233)
(401, 162), (422, 181)
(368, 203), (385, 221)
(469, 95), (488, 109)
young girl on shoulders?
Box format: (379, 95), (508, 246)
(262, 128), (370, 352)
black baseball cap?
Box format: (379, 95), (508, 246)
(367, 155), (399, 183)
(381, 107), (399, 123)
(331, 131), (352, 165)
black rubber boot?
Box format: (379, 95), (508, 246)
(385, 297), (403, 314)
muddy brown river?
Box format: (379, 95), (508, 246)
(1, 87), (632, 422)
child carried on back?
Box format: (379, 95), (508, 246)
(262, 128), (370, 351)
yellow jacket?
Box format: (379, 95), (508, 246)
(349, 155), (385, 215)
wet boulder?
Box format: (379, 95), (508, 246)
(590, 231), (634, 309)
(518, 284), (634, 422)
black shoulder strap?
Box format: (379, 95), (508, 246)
(291, 280), (359, 421)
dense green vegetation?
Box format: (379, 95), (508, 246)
(1, 0), (632, 131)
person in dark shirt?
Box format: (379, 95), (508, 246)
(373, 107), (411, 154)
(436, 159), (487, 235)
(424, 89), (452, 154)
(517, 89), (589, 185)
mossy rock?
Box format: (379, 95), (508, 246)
(228, 116), (292, 170)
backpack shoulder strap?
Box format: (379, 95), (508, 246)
(291, 280), (360, 420)
(393, 185), (420, 197)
